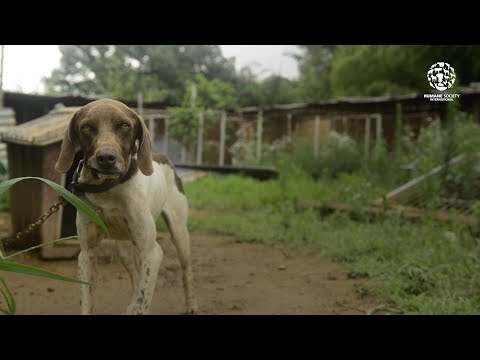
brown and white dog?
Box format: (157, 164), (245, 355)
(55, 98), (197, 315)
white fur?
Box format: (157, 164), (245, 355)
(76, 161), (198, 315)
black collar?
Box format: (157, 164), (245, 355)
(69, 158), (138, 195)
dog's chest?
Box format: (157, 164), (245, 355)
(82, 193), (136, 241)
(96, 206), (132, 240)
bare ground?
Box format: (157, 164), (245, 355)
(1, 230), (377, 315)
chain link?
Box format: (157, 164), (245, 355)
(15, 200), (64, 242)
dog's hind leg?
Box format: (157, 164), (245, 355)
(162, 195), (198, 314)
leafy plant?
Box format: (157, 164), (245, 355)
(0, 176), (110, 315)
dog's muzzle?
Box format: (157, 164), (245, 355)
(89, 148), (125, 179)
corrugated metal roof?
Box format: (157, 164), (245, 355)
(238, 88), (480, 114)
(238, 94), (425, 114)
(0, 105), (79, 146)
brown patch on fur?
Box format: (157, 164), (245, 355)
(153, 154), (172, 166)
(174, 172), (185, 195)
(153, 153), (185, 195)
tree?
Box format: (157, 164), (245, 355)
(168, 73), (240, 148)
(182, 73), (239, 110)
(231, 67), (263, 107)
(330, 45), (480, 97)
(293, 45), (336, 102)
(43, 45), (238, 105)
(231, 68), (300, 107)
(257, 75), (299, 106)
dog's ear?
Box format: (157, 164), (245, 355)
(135, 112), (154, 176)
(55, 110), (80, 173)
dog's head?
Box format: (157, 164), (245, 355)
(55, 98), (153, 178)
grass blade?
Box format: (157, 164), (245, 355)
(1, 236), (78, 260)
(0, 277), (16, 315)
(0, 261), (89, 285)
(0, 177), (110, 238)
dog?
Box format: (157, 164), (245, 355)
(55, 98), (198, 315)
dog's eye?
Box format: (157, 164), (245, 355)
(121, 123), (131, 130)
(81, 124), (92, 132)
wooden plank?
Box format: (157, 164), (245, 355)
(219, 111), (226, 166)
(298, 199), (476, 225)
(395, 102), (402, 142)
(287, 113), (292, 139)
(40, 144), (74, 259)
(364, 116), (371, 159)
(190, 83), (197, 108)
(256, 109), (263, 161)
(376, 114), (382, 142)
(313, 115), (320, 158)
(373, 154), (465, 205)
(148, 117), (155, 142)
(196, 112), (204, 165)
(137, 92), (143, 118)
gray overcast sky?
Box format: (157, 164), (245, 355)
(2, 45), (301, 94)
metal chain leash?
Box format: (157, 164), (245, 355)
(9, 160), (83, 243)
(14, 199), (65, 241)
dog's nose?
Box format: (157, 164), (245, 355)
(96, 149), (117, 167)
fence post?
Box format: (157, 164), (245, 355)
(148, 117), (155, 142)
(256, 109), (263, 162)
(364, 116), (371, 160)
(219, 110), (226, 166)
(314, 115), (320, 158)
(376, 114), (382, 143)
(287, 113), (292, 139)
(196, 111), (204, 165)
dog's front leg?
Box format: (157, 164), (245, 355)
(126, 214), (163, 315)
(77, 216), (102, 315)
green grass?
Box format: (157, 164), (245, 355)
(183, 173), (480, 315)
(185, 171), (388, 210)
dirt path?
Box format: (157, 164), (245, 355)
(1, 233), (376, 315)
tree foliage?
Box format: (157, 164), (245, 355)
(44, 45), (480, 107)
(256, 75), (300, 106)
(293, 45), (336, 102)
(293, 45), (480, 101)
(183, 73), (239, 110)
(330, 45), (480, 97)
(168, 74), (238, 147)
(43, 45), (237, 104)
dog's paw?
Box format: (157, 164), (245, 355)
(185, 303), (198, 315)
